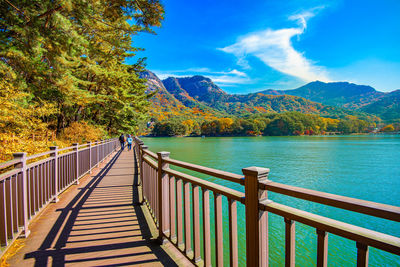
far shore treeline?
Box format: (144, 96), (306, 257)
(150, 112), (399, 137)
(0, 0), (164, 161)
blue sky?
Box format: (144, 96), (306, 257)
(130, 0), (400, 93)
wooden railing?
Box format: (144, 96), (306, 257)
(0, 138), (119, 254)
(134, 137), (400, 267)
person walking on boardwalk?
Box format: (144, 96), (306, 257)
(127, 135), (133, 151)
(119, 134), (125, 150)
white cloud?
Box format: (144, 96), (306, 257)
(220, 8), (330, 83)
(153, 68), (251, 85)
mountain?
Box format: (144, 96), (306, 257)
(259, 81), (386, 109)
(139, 71), (183, 110)
(360, 90), (400, 121)
(139, 71), (223, 121)
(141, 72), (374, 120)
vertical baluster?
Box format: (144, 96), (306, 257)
(317, 229), (328, 267)
(356, 242), (369, 267)
(229, 198), (238, 267)
(5, 178), (13, 240)
(203, 189), (211, 267)
(184, 181), (192, 255)
(73, 143), (79, 184)
(97, 141), (99, 166)
(46, 161), (50, 202)
(169, 175), (176, 242)
(50, 147), (58, 202)
(157, 151), (170, 242)
(142, 162), (145, 200)
(152, 163), (157, 214)
(39, 164), (43, 207)
(29, 168), (34, 216)
(154, 166), (157, 221)
(0, 181), (7, 246)
(176, 178), (184, 250)
(214, 193), (223, 266)
(284, 218), (295, 267)
(88, 142), (92, 173)
(149, 164), (152, 212)
(35, 166), (39, 211)
(12, 175), (18, 233)
(67, 154), (70, 186)
(138, 142), (145, 203)
(49, 159), (53, 199)
(17, 173), (24, 227)
(192, 185), (201, 263)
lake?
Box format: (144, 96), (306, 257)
(142, 135), (400, 266)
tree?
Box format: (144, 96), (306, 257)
(0, 0), (164, 135)
(381, 124), (395, 132)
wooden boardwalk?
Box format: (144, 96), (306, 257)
(5, 149), (189, 266)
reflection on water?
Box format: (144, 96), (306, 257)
(142, 135), (400, 266)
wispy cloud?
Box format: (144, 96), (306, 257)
(153, 68), (251, 85)
(220, 7), (330, 82)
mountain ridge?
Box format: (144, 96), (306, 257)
(142, 70), (396, 121)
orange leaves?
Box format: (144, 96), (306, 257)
(60, 121), (107, 143)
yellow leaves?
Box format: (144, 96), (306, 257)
(60, 121), (107, 143)
(381, 124), (394, 132)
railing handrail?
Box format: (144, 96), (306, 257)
(261, 180), (400, 222)
(0, 159), (21, 170)
(165, 168), (245, 203)
(1, 137), (119, 255)
(134, 136), (400, 267)
(164, 157), (244, 184)
(1, 138), (119, 165)
(142, 149), (158, 160)
(260, 200), (400, 256)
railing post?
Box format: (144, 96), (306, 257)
(73, 143), (79, 185)
(242, 167), (270, 267)
(139, 144), (147, 205)
(87, 141), (92, 174)
(157, 151), (170, 243)
(96, 140), (99, 167)
(12, 152), (30, 238)
(50, 146), (59, 203)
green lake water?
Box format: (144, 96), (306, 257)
(142, 135), (400, 266)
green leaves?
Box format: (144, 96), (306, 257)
(1, 0), (164, 135)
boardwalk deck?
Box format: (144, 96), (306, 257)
(4, 149), (190, 266)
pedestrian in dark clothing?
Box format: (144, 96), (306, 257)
(119, 134), (125, 150)
(127, 135), (133, 151)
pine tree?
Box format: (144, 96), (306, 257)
(0, 0), (164, 134)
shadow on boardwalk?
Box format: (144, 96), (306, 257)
(18, 150), (177, 266)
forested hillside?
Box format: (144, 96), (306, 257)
(142, 71), (400, 136)
(0, 0), (164, 161)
